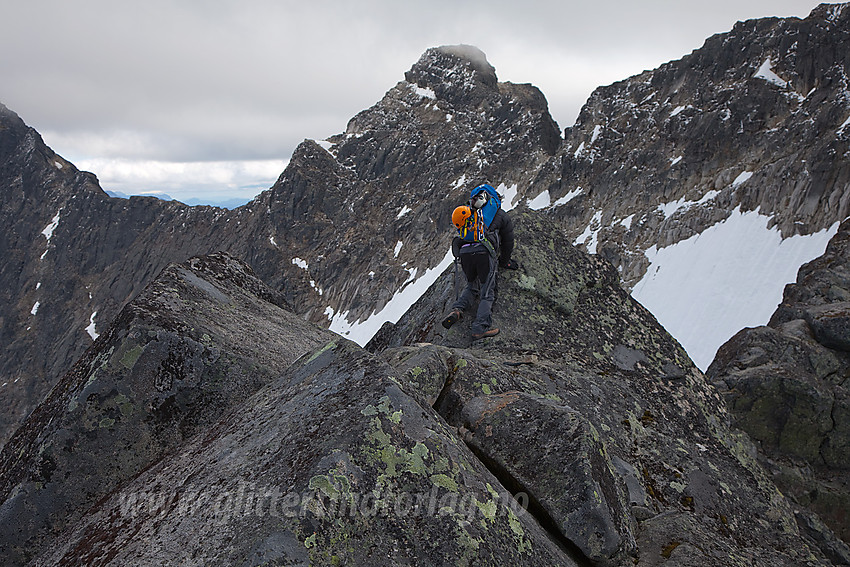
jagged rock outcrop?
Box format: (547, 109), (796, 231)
(266, 44), (560, 324)
(707, 218), (850, 559)
(0, 252), (335, 566)
(0, 250), (577, 566)
(3, 216), (843, 565)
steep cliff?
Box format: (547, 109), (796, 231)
(538, 3), (850, 367)
(546, 3), (850, 279)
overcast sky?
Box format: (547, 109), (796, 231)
(1, 0), (826, 205)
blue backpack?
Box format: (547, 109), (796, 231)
(470, 184), (501, 229)
(455, 184), (502, 257)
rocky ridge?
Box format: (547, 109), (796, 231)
(5, 7), (850, 448)
(0, 7), (848, 556)
(0, 253), (335, 565)
(1, 215), (844, 565)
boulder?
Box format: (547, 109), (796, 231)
(708, 219), (850, 549)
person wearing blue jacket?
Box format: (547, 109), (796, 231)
(442, 183), (516, 339)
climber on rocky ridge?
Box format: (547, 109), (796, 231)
(442, 183), (516, 339)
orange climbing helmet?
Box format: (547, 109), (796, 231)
(452, 205), (473, 229)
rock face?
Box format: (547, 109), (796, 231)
(707, 218), (850, 559)
(542, 3), (850, 287)
(2, 216), (843, 566)
(266, 44), (560, 325)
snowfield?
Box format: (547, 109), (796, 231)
(631, 207), (839, 369)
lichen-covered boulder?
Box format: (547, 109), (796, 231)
(33, 339), (578, 566)
(459, 391), (633, 565)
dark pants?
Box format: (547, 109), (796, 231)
(452, 250), (497, 335)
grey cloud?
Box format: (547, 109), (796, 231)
(0, 0), (824, 199)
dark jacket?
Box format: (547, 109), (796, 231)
(488, 209), (515, 266)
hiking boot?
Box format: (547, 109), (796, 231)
(441, 309), (463, 329)
(471, 328), (500, 340)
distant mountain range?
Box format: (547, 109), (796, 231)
(105, 189), (251, 209)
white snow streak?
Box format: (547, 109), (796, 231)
(573, 142), (586, 158)
(40, 210), (62, 259)
(574, 210), (603, 253)
(551, 187), (583, 208)
(328, 249), (455, 345)
(754, 58), (788, 87)
(657, 190), (721, 218)
(394, 241), (403, 258)
(412, 84), (437, 99)
(86, 312), (99, 340)
(591, 125), (602, 143)
(732, 171), (753, 187)
(31, 301), (40, 316)
(292, 257), (309, 270)
(497, 183), (519, 211)
(527, 190), (551, 210)
(396, 205), (412, 219)
(838, 114), (850, 135)
(631, 207), (839, 370)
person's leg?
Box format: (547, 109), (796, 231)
(443, 255), (479, 328)
(453, 255), (481, 311)
(470, 254), (497, 335)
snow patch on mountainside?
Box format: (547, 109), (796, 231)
(631, 207), (840, 370)
(40, 209), (62, 260)
(328, 249), (455, 345)
(498, 183), (519, 211)
(527, 190), (551, 210)
(552, 187), (583, 207)
(86, 312), (99, 340)
(575, 210), (604, 253)
(657, 190), (721, 218)
(754, 58), (788, 87)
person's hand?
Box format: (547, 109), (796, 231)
(500, 259), (519, 270)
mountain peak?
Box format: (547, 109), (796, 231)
(404, 44), (498, 104)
